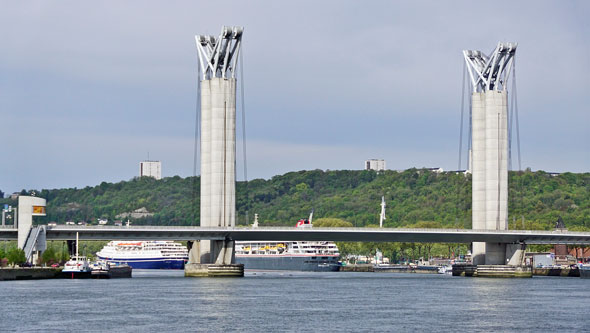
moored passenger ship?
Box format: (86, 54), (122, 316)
(235, 217), (340, 272)
(96, 241), (188, 269)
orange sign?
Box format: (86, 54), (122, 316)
(32, 206), (46, 215)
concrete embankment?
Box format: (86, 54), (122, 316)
(340, 265), (439, 274)
(185, 263), (244, 277)
(374, 265), (439, 274)
(340, 264), (374, 272)
(452, 264), (532, 278)
(0, 267), (61, 281)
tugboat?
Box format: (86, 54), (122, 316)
(62, 255), (92, 279)
(62, 232), (92, 279)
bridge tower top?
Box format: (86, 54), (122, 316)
(195, 26), (243, 81)
(463, 42), (517, 92)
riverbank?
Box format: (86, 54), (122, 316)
(452, 264), (532, 278)
(340, 264), (439, 274)
(340, 264), (374, 272)
(0, 267), (61, 281)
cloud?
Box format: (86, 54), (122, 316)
(0, 1), (588, 193)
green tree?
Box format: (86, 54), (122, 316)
(41, 247), (57, 265)
(1, 169), (587, 231)
(313, 218), (353, 228)
(7, 248), (26, 266)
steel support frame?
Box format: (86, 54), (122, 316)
(195, 26), (243, 81)
(463, 42), (517, 93)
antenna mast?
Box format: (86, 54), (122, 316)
(379, 196), (386, 228)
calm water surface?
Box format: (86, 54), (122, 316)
(1, 270), (589, 332)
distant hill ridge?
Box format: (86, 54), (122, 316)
(1, 169), (588, 230)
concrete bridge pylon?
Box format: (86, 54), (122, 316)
(464, 42), (517, 265)
(185, 25), (244, 277)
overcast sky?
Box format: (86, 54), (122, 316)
(1, 1), (588, 194)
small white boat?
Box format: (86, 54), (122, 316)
(62, 255), (92, 278)
(62, 232), (92, 278)
(438, 265), (453, 274)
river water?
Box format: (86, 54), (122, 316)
(1, 270), (589, 332)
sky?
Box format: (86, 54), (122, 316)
(1, 1), (589, 194)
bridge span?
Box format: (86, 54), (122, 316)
(2, 225), (590, 245)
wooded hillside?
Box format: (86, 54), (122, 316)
(2, 169), (588, 230)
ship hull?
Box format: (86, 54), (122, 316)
(236, 255), (340, 272)
(91, 266), (133, 279)
(581, 267), (590, 279)
(61, 271), (92, 279)
(97, 257), (186, 270)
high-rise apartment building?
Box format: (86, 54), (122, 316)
(140, 161), (162, 180)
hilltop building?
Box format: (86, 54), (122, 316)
(140, 160), (162, 180)
(364, 159), (386, 172)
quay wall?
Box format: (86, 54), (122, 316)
(452, 264), (532, 278)
(0, 267), (61, 281)
(340, 264), (374, 272)
(341, 265), (439, 274)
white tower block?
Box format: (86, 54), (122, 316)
(195, 26), (242, 264)
(464, 42), (516, 265)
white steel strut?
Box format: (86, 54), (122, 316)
(463, 42), (517, 92)
(195, 26), (243, 81)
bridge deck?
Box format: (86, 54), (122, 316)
(2, 226), (590, 244)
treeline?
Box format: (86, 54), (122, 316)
(1, 169), (588, 230)
(0, 246), (26, 267)
(0, 241), (107, 267)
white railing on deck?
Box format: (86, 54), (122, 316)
(44, 225), (588, 236)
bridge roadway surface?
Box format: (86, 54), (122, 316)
(2, 225), (590, 244)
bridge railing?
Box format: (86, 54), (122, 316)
(0, 225), (16, 229)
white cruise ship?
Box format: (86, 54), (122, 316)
(96, 241), (188, 269)
(235, 216), (340, 271)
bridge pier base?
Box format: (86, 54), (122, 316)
(472, 242), (486, 265)
(454, 243), (530, 277)
(505, 243), (527, 266)
(184, 263), (244, 277)
(184, 240), (243, 277)
(485, 242), (507, 265)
